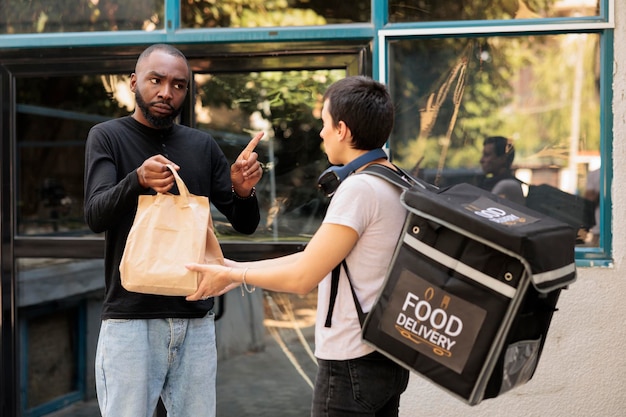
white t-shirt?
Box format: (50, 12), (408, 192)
(314, 172), (406, 360)
(492, 179), (525, 206)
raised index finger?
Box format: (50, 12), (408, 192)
(241, 132), (264, 158)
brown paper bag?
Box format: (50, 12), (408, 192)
(120, 165), (224, 296)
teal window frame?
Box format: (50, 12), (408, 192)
(377, 3), (614, 268)
(1, 0), (613, 268)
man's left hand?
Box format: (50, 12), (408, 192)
(231, 131), (264, 196)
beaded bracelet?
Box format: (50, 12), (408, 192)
(240, 268), (255, 296)
(232, 186), (256, 200)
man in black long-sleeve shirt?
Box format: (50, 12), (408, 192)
(84, 43), (263, 417)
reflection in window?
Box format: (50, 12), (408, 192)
(17, 257), (103, 414)
(15, 68), (345, 242)
(389, 0), (600, 23)
(389, 33), (601, 245)
(193, 70), (345, 241)
(0, 0), (163, 34)
(180, 0), (370, 28)
(17, 258), (104, 307)
(16, 75), (131, 236)
(23, 307), (82, 410)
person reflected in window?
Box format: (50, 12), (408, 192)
(479, 135), (525, 205)
(84, 43), (263, 417)
(584, 167), (600, 245)
(186, 76), (410, 417)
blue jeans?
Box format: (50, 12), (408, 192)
(95, 314), (217, 417)
(312, 351), (410, 417)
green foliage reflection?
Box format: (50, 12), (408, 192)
(1, 0), (163, 34)
(391, 33), (601, 195)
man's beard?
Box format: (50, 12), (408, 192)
(135, 89), (183, 129)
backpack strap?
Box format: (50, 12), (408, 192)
(361, 163), (438, 192)
(324, 260), (366, 328)
(324, 164), (436, 329)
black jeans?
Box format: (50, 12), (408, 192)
(311, 351), (410, 417)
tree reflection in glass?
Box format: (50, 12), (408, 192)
(389, 0), (600, 23)
(389, 33), (601, 245)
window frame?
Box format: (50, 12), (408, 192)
(0, 1), (613, 262)
(377, 2), (614, 267)
(3, 45), (367, 415)
(5, 43), (368, 258)
(1, 3), (614, 416)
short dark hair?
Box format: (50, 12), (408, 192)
(484, 136), (515, 168)
(136, 44), (190, 73)
(322, 76), (394, 150)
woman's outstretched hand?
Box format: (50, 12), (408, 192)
(185, 263), (240, 301)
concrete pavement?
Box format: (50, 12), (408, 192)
(48, 293), (318, 417)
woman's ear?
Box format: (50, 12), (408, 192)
(336, 120), (352, 141)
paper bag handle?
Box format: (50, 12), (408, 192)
(165, 164), (191, 202)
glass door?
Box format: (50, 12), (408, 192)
(7, 44), (366, 416)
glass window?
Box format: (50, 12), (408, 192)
(389, 0), (601, 23)
(16, 75), (131, 237)
(17, 257), (103, 414)
(180, 0), (370, 28)
(15, 68), (346, 242)
(0, 0), (163, 34)
(192, 69), (345, 241)
(389, 33), (602, 246)
(22, 306), (83, 411)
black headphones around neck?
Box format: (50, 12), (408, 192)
(317, 148), (388, 197)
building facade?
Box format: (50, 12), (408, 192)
(1, 1), (619, 416)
